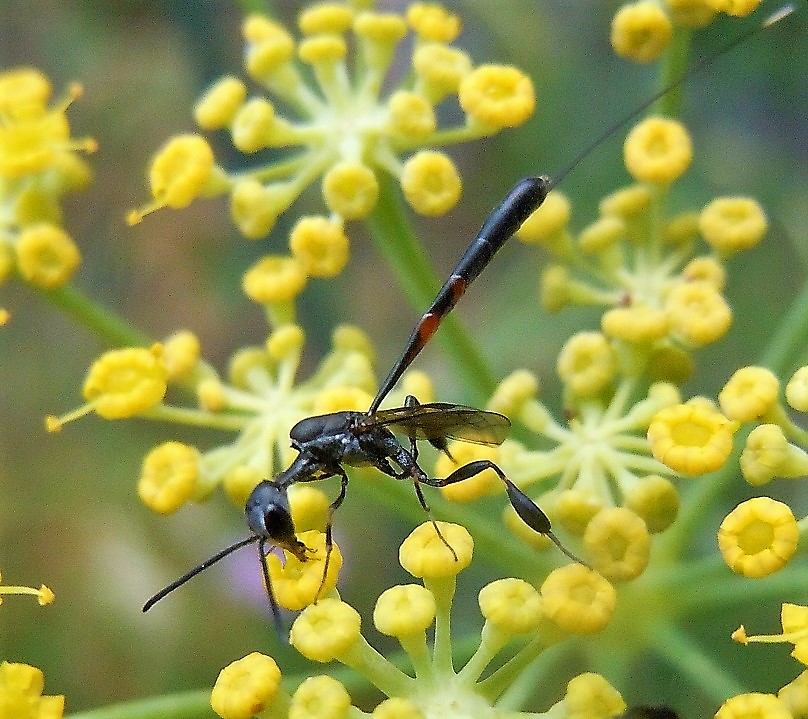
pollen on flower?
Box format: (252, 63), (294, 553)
(478, 578), (543, 635)
(210, 652), (281, 719)
(719, 366), (779, 422)
(459, 65), (535, 130)
(610, 1), (673, 63)
(647, 402), (738, 476)
(556, 331), (618, 397)
(0, 662), (64, 719)
(540, 564), (616, 634)
(289, 675), (352, 719)
(399, 521), (473, 579)
(400, 150), (461, 216)
(81, 345), (168, 420)
(289, 215), (349, 278)
(699, 196), (767, 254)
(624, 117), (692, 184)
(718, 497), (799, 578)
(373, 584), (436, 637)
(266, 530), (342, 610)
(290, 598), (362, 662)
(407, 3), (462, 43)
(516, 191), (571, 244)
(15, 223), (80, 288)
(584, 507), (651, 581)
(322, 162), (379, 220)
(193, 76), (247, 130)
(665, 281), (732, 347)
(242, 255), (307, 304)
(138, 441), (200, 514)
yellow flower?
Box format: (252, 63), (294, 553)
(266, 530), (343, 611)
(373, 584), (436, 637)
(231, 98), (276, 153)
(624, 475), (679, 533)
(665, 281), (732, 347)
(162, 330), (201, 381)
(578, 215), (626, 253)
(478, 578), (543, 635)
(599, 184), (652, 219)
(210, 652), (282, 719)
(412, 43), (472, 101)
(435, 443), (502, 502)
(289, 215), (350, 278)
(563, 673), (626, 719)
(50, 345), (168, 426)
(556, 489), (605, 537)
(0, 662), (64, 719)
(667, 0), (718, 27)
(290, 598), (362, 662)
(298, 5), (355, 35)
(611, 1), (673, 63)
(719, 366), (779, 423)
(711, 0), (762, 17)
(715, 693), (791, 719)
(718, 497), (799, 578)
(601, 305), (669, 343)
(699, 197), (767, 254)
(683, 256), (726, 290)
(242, 255), (307, 305)
(487, 369), (539, 417)
(734, 603), (808, 666)
(373, 698), (426, 719)
(583, 507), (651, 581)
(541, 564), (616, 634)
(458, 65), (535, 129)
(647, 402), (738, 476)
(787, 366), (808, 412)
(193, 76), (247, 130)
(399, 150), (461, 216)
(15, 223), (80, 288)
(406, 3), (461, 42)
(624, 117), (692, 184)
(289, 675), (352, 719)
(516, 191), (571, 244)
(322, 161), (379, 220)
(138, 441), (200, 514)
(556, 331), (618, 396)
(387, 91), (437, 140)
(399, 521), (473, 579)
(778, 671), (808, 718)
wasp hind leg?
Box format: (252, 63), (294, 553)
(422, 459), (589, 567)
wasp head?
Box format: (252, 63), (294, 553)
(245, 480), (309, 561)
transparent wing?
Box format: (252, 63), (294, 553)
(367, 403), (511, 446)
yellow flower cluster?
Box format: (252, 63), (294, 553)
(210, 522), (622, 719)
(611, 0), (763, 64)
(129, 0), (535, 300)
(522, 117), (766, 363)
(0, 67), (95, 313)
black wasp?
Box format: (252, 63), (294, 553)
(143, 5), (794, 629)
(144, 175), (576, 629)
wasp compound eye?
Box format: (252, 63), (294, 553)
(245, 480), (297, 541)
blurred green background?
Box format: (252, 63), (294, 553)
(1, 0), (806, 715)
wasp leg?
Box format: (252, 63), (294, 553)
(316, 466), (349, 603)
(409, 472), (459, 562)
(258, 537), (285, 638)
(421, 459), (588, 566)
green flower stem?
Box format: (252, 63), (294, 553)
(366, 174), (498, 405)
(37, 284), (151, 348)
(653, 623), (746, 703)
(66, 690), (215, 719)
(761, 270), (808, 372)
(654, 26), (691, 118)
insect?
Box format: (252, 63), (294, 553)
(143, 4), (795, 630)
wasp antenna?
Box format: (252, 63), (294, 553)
(551, 3), (798, 189)
(143, 534), (259, 612)
(545, 530), (591, 570)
